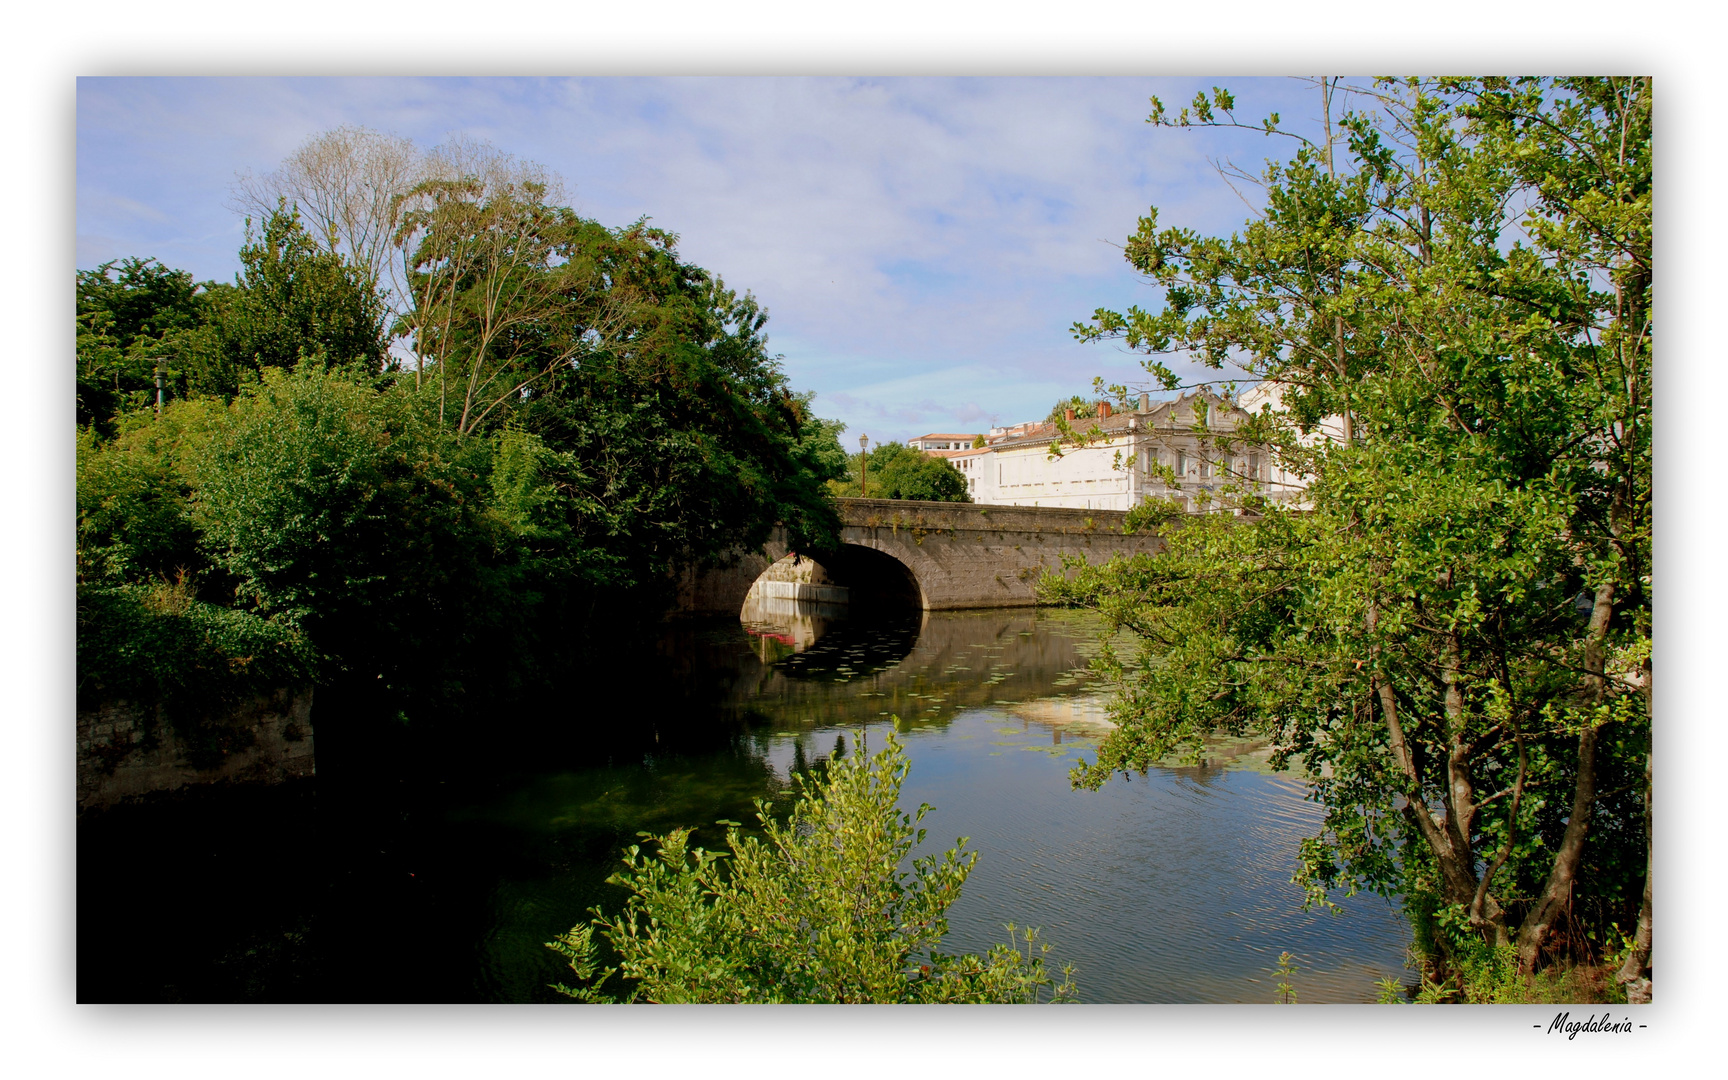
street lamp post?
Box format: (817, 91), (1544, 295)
(859, 433), (870, 497)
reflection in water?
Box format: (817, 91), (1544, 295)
(729, 604), (1106, 730)
(680, 604), (1411, 1003)
(77, 603), (1414, 1004)
(740, 594), (853, 657)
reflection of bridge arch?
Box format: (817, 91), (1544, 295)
(672, 498), (1169, 618)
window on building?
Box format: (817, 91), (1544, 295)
(1249, 452), (1260, 481)
(1199, 458), (1211, 480)
(1175, 450), (1186, 479)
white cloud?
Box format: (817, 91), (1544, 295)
(76, 75), (1316, 442)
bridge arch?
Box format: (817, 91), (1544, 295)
(741, 543), (925, 614)
(671, 498), (1167, 618)
(813, 542), (924, 611)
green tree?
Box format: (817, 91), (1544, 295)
(189, 365), (501, 706)
(78, 139), (851, 739)
(864, 440), (918, 474)
(831, 441), (971, 502)
(1057, 78), (1650, 987)
(218, 204), (392, 387)
(796, 410), (852, 491)
(546, 730), (1076, 1003)
(502, 219), (846, 583)
(77, 208), (392, 435)
(876, 450), (972, 502)
(1046, 395), (1097, 424)
(76, 257), (219, 431)
(393, 175), (615, 433)
(76, 405), (214, 587)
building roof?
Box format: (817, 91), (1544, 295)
(927, 446), (991, 460)
(987, 391), (1248, 452)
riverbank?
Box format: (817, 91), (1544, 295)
(76, 607), (1415, 1003)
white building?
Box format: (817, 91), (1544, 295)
(966, 390), (1309, 512)
(927, 444), (993, 497)
(909, 432), (981, 452)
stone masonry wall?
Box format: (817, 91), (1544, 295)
(77, 687), (316, 811)
(836, 498), (1166, 610)
(674, 498), (1167, 617)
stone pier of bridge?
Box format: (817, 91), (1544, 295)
(672, 497), (1167, 618)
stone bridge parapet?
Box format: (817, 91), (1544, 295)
(673, 498), (1167, 618)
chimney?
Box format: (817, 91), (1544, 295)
(1065, 408), (1075, 422)
(1139, 392), (1150, 412)
(1099, 401), (1113, 419)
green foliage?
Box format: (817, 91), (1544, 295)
(395, 176), (595, 435)
(546, 730), (1077, 1003)
(1046, 395), (1098, 424)
(1056, 78), (1651, 980)
(1273, 951), (1298, 1004)
(486, 426), (572, 544)
(1121, 494), (1186, 535)
(76, 407), (215, 585)
(76, 257), (221, 431)
(194, 366), (481, 622)
(220, 205), (391, 384)
(77, 397), (321, 744)
(190, 366), (499, 697)
(77, 163), (849, 731)
(834, 441), (972, 502)
(76, 582), (317, 762)
(1403, 906), (1630, 1004)
(877, 451), (971, 502)
(427, 212), (846, 560)
(796, 410), (853, 490)
(76, 210), (391, 434)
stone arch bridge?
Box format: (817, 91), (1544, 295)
(673, 497), (1167, 617)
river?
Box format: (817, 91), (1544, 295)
(77, 602), (1412, 1003)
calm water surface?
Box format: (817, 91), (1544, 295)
(78, 604), (1412, 1003)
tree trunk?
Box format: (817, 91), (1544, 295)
(1515, 578), (1615, 972)
(1514, 723), (1598, 972)
(1366, 601), (1485, 922)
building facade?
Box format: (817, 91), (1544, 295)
(958, 389), (1308, 512)
(908, 433), (981, 451)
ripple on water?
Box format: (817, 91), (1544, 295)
(824, 708), (1412, 1003)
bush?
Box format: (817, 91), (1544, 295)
(77, 403), (223, 586)
(546, 729), (1076, 1003)
(190, 366), (498, 677)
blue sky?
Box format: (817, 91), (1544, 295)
(78, 75), (1328, 444)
